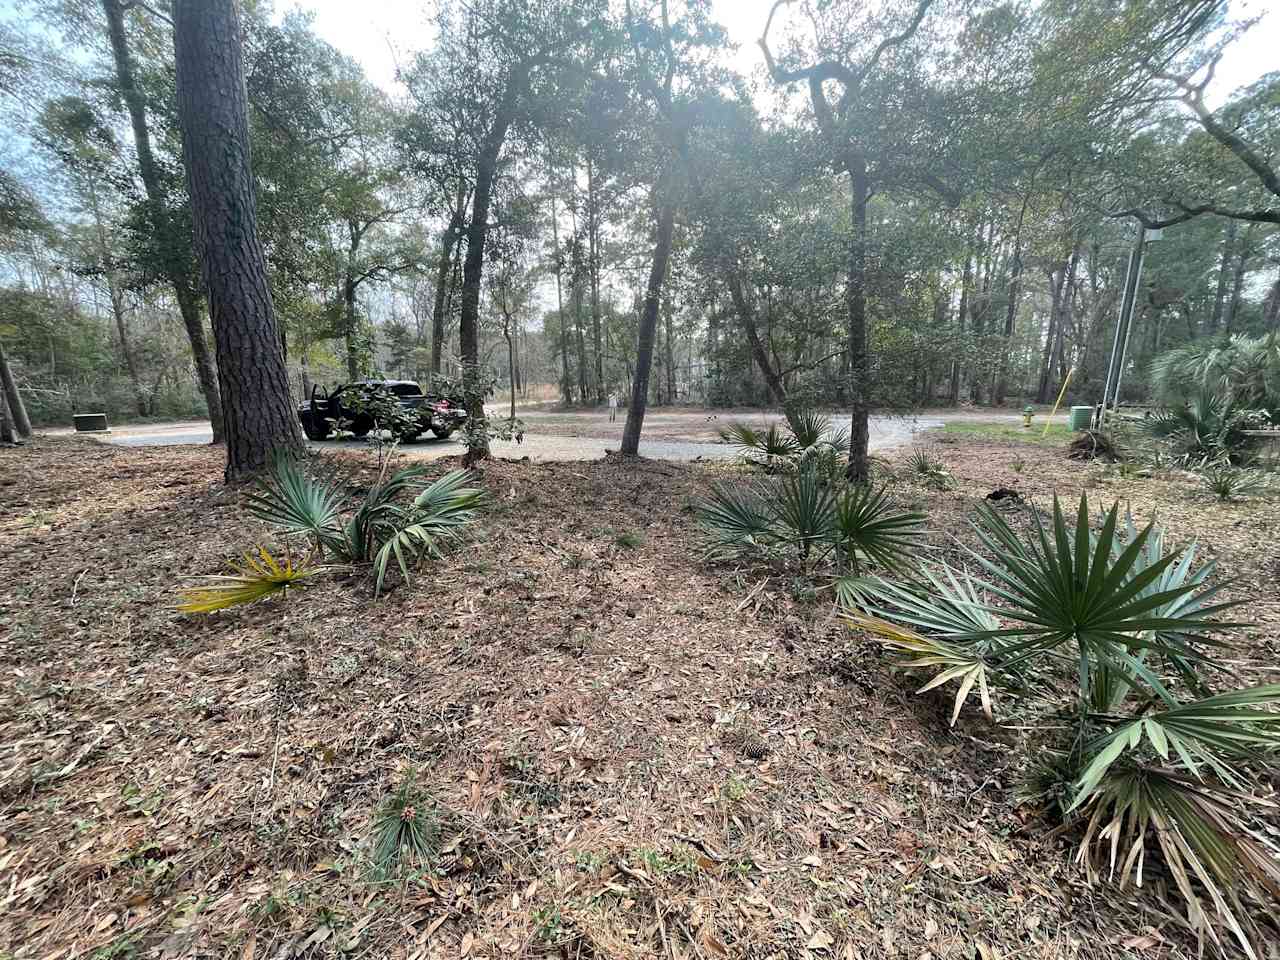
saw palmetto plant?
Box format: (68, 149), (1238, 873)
(848, 493), (1280, 957)
(719, 405), (849, 474)
(176, 546), (320, 613)
(695, 470), (925, 606)
(247, 455), (486, 595)
(181, 456), (486, 611)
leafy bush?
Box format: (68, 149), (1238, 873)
(336, 382), (422, 441)
(849, 495), (1280, 956)
(1200, 461), (1269, 502)
(1151, 333), (1280, 419)
(244, 455), (485, 596)
(1146, 388), (1271, 462)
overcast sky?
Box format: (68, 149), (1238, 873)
(289, 0), (1275, 109)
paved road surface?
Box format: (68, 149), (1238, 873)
(69, 410), (945, 462)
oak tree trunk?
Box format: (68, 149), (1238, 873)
(173, 0), (302, 481)
(845, 157), (871, 482)
(431, 185), (466, 377)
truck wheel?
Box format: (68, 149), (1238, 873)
(432, 427), (454, 440)
(302, 416), (330, 441)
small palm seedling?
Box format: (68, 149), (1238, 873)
(1200, 461), (1267, 502)
(176, 547), (319, 613)
(613, 530), (644, 549)
(849, 493), (1280, 956)
(370, 777), (440, 880)
(904, 447), (954, 490)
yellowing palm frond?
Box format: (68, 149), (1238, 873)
(846, 612), (992, 725)
(176, 547), (321, 613)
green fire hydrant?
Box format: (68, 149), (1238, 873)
(1022, 405), (1034, 428)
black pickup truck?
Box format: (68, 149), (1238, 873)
(299, 380), (467, 442)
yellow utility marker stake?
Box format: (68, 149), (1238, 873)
(1043, 367), (1076, 440)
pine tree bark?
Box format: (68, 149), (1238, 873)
(550, 193), (571, 404)
(172, 0), (302, 481)
(0, 340), (31, 437)
(102, 0), (224, 442)
(844, 155), (871, 481)
(0, 374), (15, 445)
(620, 193), (675, 455)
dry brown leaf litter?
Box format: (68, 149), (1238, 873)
(1, 433), (1277, 960)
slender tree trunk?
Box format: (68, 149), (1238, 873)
(459, 66), (530, 461)
(726, 272), (786, 404)
(550, 194), (571, 404)
(0, 377), (14, 445)
(87, 181), (148, 415)
(0, 340), (31, 437)
(587, 156), (605, 404)
(663, 295), (676, 404)
(173, 0), (302, 480)
(949, 221), (975, 404)
(573, 247), (588, 403)
(1264, 269), (1280, 330)
(103, 0), (224, 443)
(343, 278), (360, 380)
(432, 184), (466, 377)
(1224, 225), (1254, 333)
(995, 198), (1030, 406)
(620, 193), (675, 456)
(1209, 220), (1236, 332)
(845, 156), (871, 482)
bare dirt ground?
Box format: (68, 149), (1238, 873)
(1, 433), (1275, 960)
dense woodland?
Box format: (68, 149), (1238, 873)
(0, 0), (1278, 466)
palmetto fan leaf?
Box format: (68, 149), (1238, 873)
(967, 495), (1236, 702)
(372, 470), (485, 594)
(830, 484), (925, 576)
(1074, 684), (1280, 808)
(720, 420), (798, 461)
(694, 481), (775, 557)
(177, 547), (320, 612)
(847, 613), (993, 725)
(244, 455), (345, 551)
(1076, 765), (1280, 960)
(861, 562), (1002, 643)
(785, 408), (830, 450)
(773, 470), (835, 555)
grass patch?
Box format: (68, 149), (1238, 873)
(934, 420), (1074, 445)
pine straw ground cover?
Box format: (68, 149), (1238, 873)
(1, 434), (1277, 960)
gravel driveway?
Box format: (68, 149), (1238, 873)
(77, 410), (942, 462)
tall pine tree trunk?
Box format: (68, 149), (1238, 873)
(173, 0), (302, 481)
(1209, 220), (1236, 332)
(103, 0), (224, 442)
(587, 157), (606, 405)
(620, 191), (675, 456)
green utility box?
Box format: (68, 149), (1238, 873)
(1067, 406), (1093, 431)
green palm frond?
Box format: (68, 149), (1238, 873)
(719, 420), (761, 449)
(785, 408), (830, 449)
(773, 470), (835, 556)
(244, 455), (345, 551)
(371, 777), (440, 880)
(177, 547), (321, 613)
(1076, 764), (1280, 960)
(371, 470), (485, 594)
(861, 562), (1002, 643)
(1074, 685), (1280, 808)
(694, 481), (775, 557)
(830, 484), (925, 576)
(720, 420), (798, 462)
(968, 495), (1238, 702)
(848, 613), (993, 725)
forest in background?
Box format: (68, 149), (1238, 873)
(0, 0), (1277, 430)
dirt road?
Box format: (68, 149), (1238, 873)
(42, 407), (989, 462)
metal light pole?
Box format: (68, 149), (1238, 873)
(1096, 222), (1161, 428)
